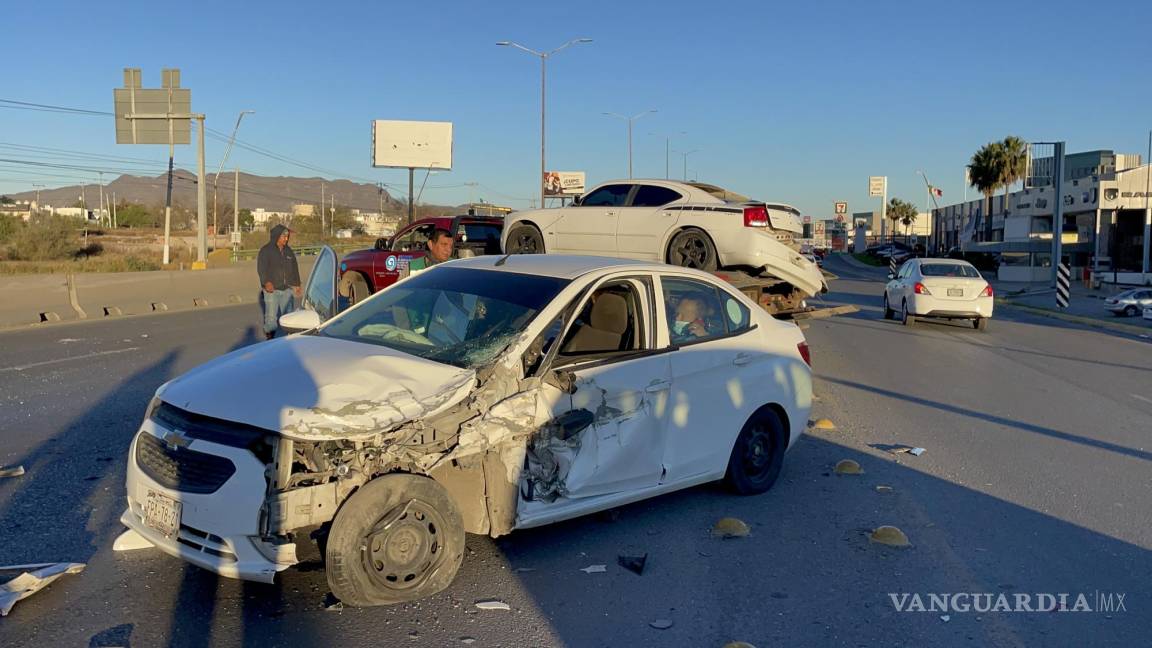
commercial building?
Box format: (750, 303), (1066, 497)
(930, 149), (1151, 285)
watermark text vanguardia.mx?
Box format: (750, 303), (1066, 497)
(888, 591), (1127, 613)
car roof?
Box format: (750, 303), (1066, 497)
(444, 254), (676, 279)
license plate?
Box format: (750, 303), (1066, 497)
(947, 288), (964, 297)
(143, 490), (181, 537)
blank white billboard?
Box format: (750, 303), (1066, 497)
(372, 120), (453, 170)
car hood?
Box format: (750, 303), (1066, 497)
(158, 335), (477, 442)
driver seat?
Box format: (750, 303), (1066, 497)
(563, 293), (628, 353)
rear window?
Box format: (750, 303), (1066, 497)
(921, 263), (980, 278)
(630, 185), (683, 207)
(460, 223), (503, 254)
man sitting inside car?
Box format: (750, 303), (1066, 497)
(671, 296), (711, 343)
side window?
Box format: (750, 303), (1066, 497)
(460, 223), (503, 255)
(579, 184), (632, 207)
(630, 185), (683, 207)
(662, 278), (732, 345)
(392, 224), (435, 252)
(557, 279), (649, 358)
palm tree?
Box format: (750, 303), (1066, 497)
(968, 142), (1002, 241)
(887, 198), (918, 241)
(998, 135), (1029, 218)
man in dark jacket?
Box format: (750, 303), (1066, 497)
(257, 224), (301, 339)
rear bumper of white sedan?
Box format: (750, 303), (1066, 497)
(908, 294), (994, 320)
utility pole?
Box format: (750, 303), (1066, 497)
(97, 172), (106, 226)
(195, 114), (207, 266)
(408, 168), (414, 225)
(112, 192), (117, 228)
(675, 149), (697, 181)
(321, 182), (326, 235)
(32, 184), (44, 216)
(1050, 142), (1065, 287)
(213, 110), (254, 253)
(233, 167), (239, 248)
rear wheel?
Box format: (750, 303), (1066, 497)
(974, 317), (989, 331)
(882, 293), (894, 320)
(901, 300), (916, 327)
(667, 228), (719, 271)
(724, 407), (788, 495)
(326, 474), (465, 607)
(506, 224), (545, 254)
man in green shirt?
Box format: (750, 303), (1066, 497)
(406, 227), (454, 274)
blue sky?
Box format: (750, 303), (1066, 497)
(3, 0), (1151, 217)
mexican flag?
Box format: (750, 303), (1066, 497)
(929, 185), (943, 197)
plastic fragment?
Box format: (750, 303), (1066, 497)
(580, 564), (607, 574)
(0, 562), (86, 616)
(649, 619), (674, 630)
(712, 517), (750, 539)
(474, 599), (511, 611)
(0, 466), (25, 478)
(834, 459), (863, 475)
(869, 526), (911, 548)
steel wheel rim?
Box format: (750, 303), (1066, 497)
(742, 423), (775, 481)
(515, 232), (540, 253)
(674, 233), (709, 268)
(363, 500), (446, 593)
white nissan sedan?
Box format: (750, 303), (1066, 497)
(883, 258), (994, 330)
(119, 249), (812, 606)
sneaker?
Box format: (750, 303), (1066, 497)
(265, 331), (276, 340)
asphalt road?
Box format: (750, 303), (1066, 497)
(1, 258), (1149, 647)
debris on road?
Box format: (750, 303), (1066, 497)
(617, 554), (648, 575)
(869, 526), (911, 548)
(474, 599), (511, 611)
(459, 637), (476, 644)
(649, 619), (674, 630)
(723, 643), (758, 648)
(940, 615), (951, 622)
(810, 418), (836, 431)
(908, 447), (925, 456)
(112, 529), (154, 552)
(0, 466), (25, 478)
(712, 517), (751, 539)
(881, 445), (926, 456)
(875, 485), (894, 494)
(0, 562), (86, 616)
(834, 459), (863, 475)
(579, 564), (607, 574)
(513, 567), (536, 573)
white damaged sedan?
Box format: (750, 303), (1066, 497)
(119, 249), (812, 606)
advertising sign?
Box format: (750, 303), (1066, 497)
(372, 120), (453, 170)
(544, 171), (586, 196)
(868, 176), (886, 197)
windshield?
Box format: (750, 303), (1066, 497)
(318, 267), (570, 369)
(921, 263), (981, 278)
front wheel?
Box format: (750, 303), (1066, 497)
(724, 407), (788, 495)
(667, 228), (718, 271)
(1124, 305), (1138, 317)
(506, 224), (545, 254)
(326, 474), (465, 607)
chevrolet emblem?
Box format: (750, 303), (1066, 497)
(163, 429), (190, 451)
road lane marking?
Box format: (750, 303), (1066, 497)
(1132, 394), (1152, 405)
(0, 347), (141, 372)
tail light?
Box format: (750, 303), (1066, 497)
(914, 282), (932, 295)
(980, 284), (993, 297)
(797, 341), (811, 367)
(743, 205), (769, 228)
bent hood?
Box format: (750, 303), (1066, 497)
(158, 335), (476, 442)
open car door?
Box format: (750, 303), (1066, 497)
(280, 246), (339, 332)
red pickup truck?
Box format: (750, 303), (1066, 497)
(338, 215), (504, 303)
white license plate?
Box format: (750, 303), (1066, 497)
(143, 490), (181, 537)
(947, 288), (964, 297)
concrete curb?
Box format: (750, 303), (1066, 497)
(996, 299), (1152, 336)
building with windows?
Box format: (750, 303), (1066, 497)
(931, 149), (1151, 285)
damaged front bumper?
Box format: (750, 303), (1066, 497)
(121, 424), (297, 584)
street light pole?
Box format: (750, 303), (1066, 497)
(497, 38), (593, 208)
(603, 110), (657, 178)
(675, 149), (698, 181)
(32, 184), (44, 216)
(213, 110), (254, 251)
(650, 132), (686, 180)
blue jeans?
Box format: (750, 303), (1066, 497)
(263, 289), (296, 335)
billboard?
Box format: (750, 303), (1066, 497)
(113, 88), (191, 145)
(544, 171), (585, 196)
(372, 120), (453, 170)
(868, 176), (886, 197)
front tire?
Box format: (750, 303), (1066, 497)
(326, 474), (465, 607)
(1124, 305), (1138, 317)
(724, 407), (788, 495)
(506, 224), (545, 254)
(667, 228), (719, 271)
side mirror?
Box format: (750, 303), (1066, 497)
(887, 273), (895, 280)
(374, 237), (390, 251)
(279, 309), (321, 332)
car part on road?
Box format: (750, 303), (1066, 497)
(667, 228), (719, 271)
(811, 418), (836, 431)
(112, 529), (154, 551)
(0, 562), (86, 616)
(834, 459), (863, 475)
(474, 599), (511, 611)
(579, 564), (607, 574)
(869, 526), (911, 548)
(711, 517), (751, 539)
(325, 474), (465, 606)
(0, 465), (24, 478)
(724, 408), (788, 494)
(649, 619), (674, 630)
(617, 553), (647, 575)
(506, 223), (544, 254)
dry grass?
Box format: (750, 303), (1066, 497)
(0, 254), (162, 275)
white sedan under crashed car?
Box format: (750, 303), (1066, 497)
(119, 249), (812, 606)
